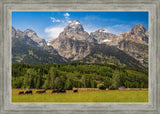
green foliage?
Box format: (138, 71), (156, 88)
(110, 70), (121, 90)
(97, 83), (106, 90)
(64, 79), (73, 90)
(109, 85), (117, 90)
(12, 63), (148, 89)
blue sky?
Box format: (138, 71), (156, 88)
(12, 11), (148, 41)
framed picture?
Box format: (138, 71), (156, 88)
(0, 0), (160, 114)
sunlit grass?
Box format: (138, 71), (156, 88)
(12, 89), (148, 102)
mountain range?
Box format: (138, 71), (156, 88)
(12, 20), (148, 70)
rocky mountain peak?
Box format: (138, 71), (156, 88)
(16, 29), (24, 39)
(12, 27), (16, 38)
(120, 24), (149, 44)
(23, 29), (47, 47)
(130, 24), (147, 34)
(133, 24), (144, 29)
(90, 28), (118, 45)
(53, 20), (95, 42)
(16, 29), (23, 35)
(97, 28), (106, 33)
(12, 26), (16, 31)
(12, 27), (47, 47)
(48, 20), (95, 60)
(24, 29), (38, 38)
(17, 29), (22, 32)
(64, 20), (84, 33)
(69, 20), (81, 25)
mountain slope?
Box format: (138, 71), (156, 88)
(12, 37), (65, 64)
(12, 27), (66, 64)
(81, 44), (146, 70)
(118, 39), (148, 68)
(118, 24), (148, 44)
(23, 29), (48, 47)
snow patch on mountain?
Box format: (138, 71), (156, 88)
(99, 29), (103, 32)
(75, 21), (80, 25)
(103, 39), (111, 42)
(47, 41), (51, 46)
(70, 20), (81, 26)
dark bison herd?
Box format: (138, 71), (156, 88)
(51, 89), (66, 93)
(18, 90), (32, 95)
(36, 90), (46, 94)
(18, 89), (78, 95)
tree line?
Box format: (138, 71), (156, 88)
(12, 62), (148, 90)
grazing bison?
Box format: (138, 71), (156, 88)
(73, 90), (78, 93)
(18, 91), (24, 95)
(59, 89), (66, 93)
(51, 89), (59, 94)
(36, 90), (46, 94)
(25, 90), (32, 95)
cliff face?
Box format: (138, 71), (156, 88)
(90, 28), (119, 45)
(23, 29), (47, 47)
(48, 20), (94, 60)
(119, 24), (148, 44)
(117, 24), (149, 68)
(118, 40), (148, 68)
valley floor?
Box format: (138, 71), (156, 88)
(12, 89), (148, 102)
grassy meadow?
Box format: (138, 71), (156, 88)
(12, 89), (148, 102)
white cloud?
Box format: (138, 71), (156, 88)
(56, 20), (60, 22)
(45, 13), (72, 40)
(45, 26), (64, 40)
(50, 17), (61, 23)
(50, 13), (71, 24)
(64, 13), (71, 23)
(64, 13), (70, 17)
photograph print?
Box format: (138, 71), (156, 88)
(12, 11), (148, 102)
